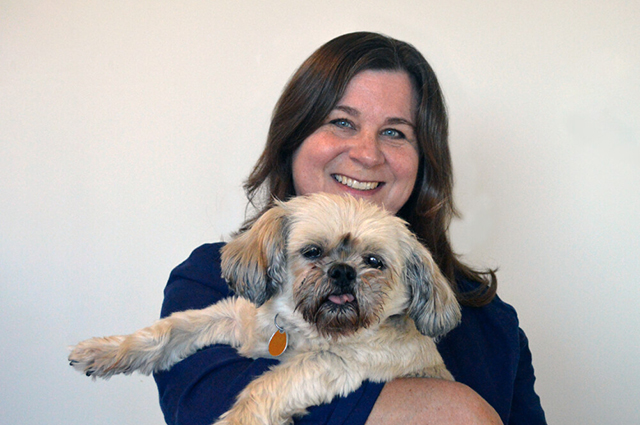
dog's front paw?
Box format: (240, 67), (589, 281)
(214, 420), (293, 425)
(68, 335), (128, 378)
(412, 363), (455, 381)
(434, 365), (455, 381)
(213, 394), (296, 425)
(214, 415), (293, 425)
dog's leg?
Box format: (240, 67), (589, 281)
(212, 325), (454, 425)
(212, 350), (368, 425)
(357, 324), (455, 382)
(69, 297), (257, 378)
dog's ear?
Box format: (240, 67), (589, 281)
(220, 204), (289, 306)
(403, 242), (461, 338)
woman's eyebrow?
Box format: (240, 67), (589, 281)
(386, 117), (415, 129)
(333, 106), (414, 125)
(333, 105), (359, 116)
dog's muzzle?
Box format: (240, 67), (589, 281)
(327, 264), (357, 305)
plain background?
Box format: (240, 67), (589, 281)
(1, 1), (639, 424)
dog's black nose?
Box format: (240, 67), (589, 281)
(328, 264), (357, 287)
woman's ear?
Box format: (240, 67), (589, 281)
(403, 241), (461, 338)
(220, 204), (289, 306)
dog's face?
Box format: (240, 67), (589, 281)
(221, 193), (461, 339)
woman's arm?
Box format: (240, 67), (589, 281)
(366, 378), (503, 425)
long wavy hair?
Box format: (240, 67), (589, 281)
(242, 32), (496, 307)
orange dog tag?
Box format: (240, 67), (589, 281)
(268, 329), (288, 357)
(268, 314), (288, 357)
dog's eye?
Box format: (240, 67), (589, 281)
(364, 255), (384, 269)
(301, 245), (323, 260)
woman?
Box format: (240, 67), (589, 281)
(154, 32), (546, 425)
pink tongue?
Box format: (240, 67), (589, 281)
(328, 294), (355, 305)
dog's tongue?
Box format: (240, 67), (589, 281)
(328, 294), (355, 305)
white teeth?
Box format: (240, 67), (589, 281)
(333, 174), (380, 191)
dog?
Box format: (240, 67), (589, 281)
(69, 193), (461, 425)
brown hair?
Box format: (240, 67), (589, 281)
(243, 32), (496, 307)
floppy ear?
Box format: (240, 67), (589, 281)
(403, 241), (462, 338)
(220, 204), (289, 306)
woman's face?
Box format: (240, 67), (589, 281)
(292, 70), (420, 214)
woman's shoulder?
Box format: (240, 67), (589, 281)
(161, 242), (229, 317)
(439, 275), (524, 375)
(168, 242), (226, 282)
(456, 276), (519, 324)
(174, 241), (226, 270)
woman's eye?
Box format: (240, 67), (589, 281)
(301, 245), (323, 259)
(364, 255), (384, 269)
(381, 128), (405, 139)
(330, 119), (354, 129)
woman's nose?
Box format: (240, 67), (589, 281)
(348, 131), (384, 168)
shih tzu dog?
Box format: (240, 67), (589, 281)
(69, 193), (461, 425)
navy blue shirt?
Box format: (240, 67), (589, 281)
(154, 243), (546, 424)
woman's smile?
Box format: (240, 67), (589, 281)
(332, 174), (382, 191)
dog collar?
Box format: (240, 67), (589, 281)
(268, 314), (288, 357)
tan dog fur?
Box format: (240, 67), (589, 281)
(69, 193), (461, 425)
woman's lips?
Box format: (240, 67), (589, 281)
(332, 174), (381, 191)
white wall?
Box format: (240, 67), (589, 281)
(1, 1), (638, 424)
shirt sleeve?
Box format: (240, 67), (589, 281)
(508, 328), (547, 425)
(436, 281), (547, 425)
(153, 243), (383, 425)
